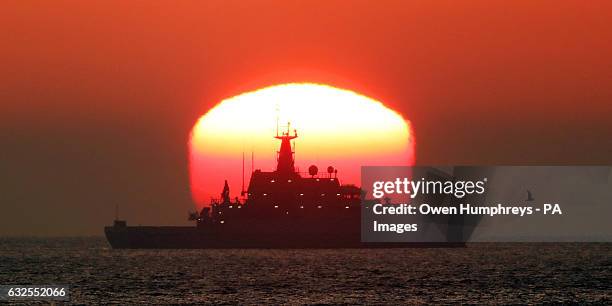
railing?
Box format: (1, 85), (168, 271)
(295, 171), (338, 179)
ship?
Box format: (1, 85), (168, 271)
(105, 124), (470, 248)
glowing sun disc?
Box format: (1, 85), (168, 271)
(189, 83), (414, 207)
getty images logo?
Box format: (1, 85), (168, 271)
(371, 177), (488, 199)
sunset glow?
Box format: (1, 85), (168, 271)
(189, 83), (414, 207)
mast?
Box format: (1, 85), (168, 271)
(241, 151), (245, 196)
(275, 103), (280, 137)
(274, 122), (298, 175)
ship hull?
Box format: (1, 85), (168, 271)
(104, 224), (466, 249)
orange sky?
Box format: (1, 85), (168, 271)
(1, 1), (611, 235)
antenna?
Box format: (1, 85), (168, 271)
(241, 151), (245, 195)
(292, 136), (296, 161)
(275, 103), (280, 137)
(115, 203), (119, 221)
(251, 150), (254, 174)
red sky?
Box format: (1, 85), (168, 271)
(1, 1), (611, 235)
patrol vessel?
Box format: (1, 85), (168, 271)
(105, 125), (468, 248)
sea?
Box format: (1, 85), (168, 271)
(0, 238), (610, 304)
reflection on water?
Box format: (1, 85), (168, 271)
(0, 238), (610, 304)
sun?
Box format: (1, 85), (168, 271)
(189, 83), (415, 207)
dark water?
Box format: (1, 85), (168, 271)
(0, 238), (610, 304)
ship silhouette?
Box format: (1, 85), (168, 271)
(105, 124), (468, 248)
